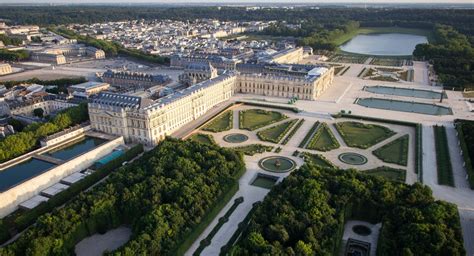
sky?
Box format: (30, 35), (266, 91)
(0, 0), (472, 3)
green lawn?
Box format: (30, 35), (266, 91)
(239, 109), (287, 131)
(188, 133), (215, 145)
(257, 119), (297, 143)
(363, 166), (406, 183)
(232, 144), (273, 156)
(306, 123), (340, 151)
(434, 125), (454, 186)
(302, 152), (336, 169)
(251, 175), (278, 189)
(332, 27), (435, 46)
(335, 121), (396, 149)
(202, 110), (233, 132)
(373, 135), (409, 166)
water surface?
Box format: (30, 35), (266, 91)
(340, 33), (428, 56)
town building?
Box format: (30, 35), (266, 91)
(9, 96), (77, 117)
(0, 63), (12, 76)
(170, 54), (240, 70)
(67, 81), (110, 99)
(179, 62), (218, 86)
(30, 52), (66, 65)
(100, 70), (170, 89)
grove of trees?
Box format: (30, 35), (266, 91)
(0, 138), (245, 255)
(0, 49), (29, 62)
(0, 103), (89, 163)
(413, 25), (474, 89)
(230, 164), (465, 255)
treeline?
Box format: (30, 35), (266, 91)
(229, 164), (465, 255)
(413, 25), (474, 89)
(1, 76), (86, 89)
(262, 21), (360, 50)
(51, 27), (169, 64)
(455, 119), (474, 188)
(0, 138), (245, 255)
(0, 34), (23, 46)
(0, 103), (88, 163)
(0, 49), (29, 62)
(0, 6), (472, 35)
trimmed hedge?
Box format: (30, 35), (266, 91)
(298, 121), (320, 148)
(239, 109), (288, 131)
(455, 119), (474, 188)
(231, 144), (273, 156)
(372, 134), (409, 166)
(220, 202), (261, 256)
(0, 144), (144, 244)
(236, 101), (300, 113)
(202, 110), (233, 133)
(257, 119), (298, 144)
(434, 125), (454, 186)
(281, 119), (305, 145)
(335, 121), (396, 149)
(306, 122), (340, 151)
(193, 197), (244, 255)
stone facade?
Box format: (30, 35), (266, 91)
(0, 63), (12, 76)
(9, 99), (77, 117)
(101, 69), (170, 89)
(89, 64), (334, 147)
(179, 62), (218, 86)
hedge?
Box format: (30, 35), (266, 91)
(455, 120), (474, 188)
(235, 101), (300, 113)
(0, 144), (144, 244)
(434, 125), (454, 186)
(281, 119), (305, 145)
(306, 122), (340, 151)
(256, 119), (298, 143)
(193, 197), (244, 255)
(298, 121), (320, 148)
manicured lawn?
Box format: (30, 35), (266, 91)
(363, 166), (406, 183)
(298, 121), (320, 148)
(434, 125), (454, 186)
(188, 133), (215, 145)
(257, 119), (298, 144)
(373, 135), (409, 166)
(251, 175), (278, 189)
(306, 123), (340, 151)
(302, 152), (336, 169)
(239, 109), (287, 131)
(232, 144), (273, 156)
(335, 121), (396, 149)
(202, 110), (233, 132)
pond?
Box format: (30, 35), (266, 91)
(0, 158), (56, 192)
(45, 136), (107, 161)
(340, 33), (428, 56)
(364, 86), (445, 100)
(356, 98), (453, 116)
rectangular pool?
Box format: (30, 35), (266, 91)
(0, 158), (56, 192)
(45, 136), (107, 161)
(251, 174), (278, 189)
(356, 98), (453, 116)
(364, 85), (446, 99)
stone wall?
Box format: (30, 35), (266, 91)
(0, 136), (124, 218)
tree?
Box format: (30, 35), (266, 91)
(33, 108), (44, 118)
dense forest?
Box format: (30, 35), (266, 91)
(455, 119), (474, 188)
(0, 6), (472, 35)
(230, 164), (465, 255)
(0, 49), (29, 62)
(0, 103), (88, 163)
(413, 25), (474, 89)
(0, 138), (245, 255)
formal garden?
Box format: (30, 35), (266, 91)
(335, 121), (396, 149)
(373, 135), (409, 166)
(257, 119), (298, 144)
(239, 109), (287, 131)
(188, 133), (215, 145)
(306, 122), (340, 151)
(202, 110), (233, 132)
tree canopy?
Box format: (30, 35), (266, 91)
(0, 138), (245, 255)
(230, 164), (465, 255)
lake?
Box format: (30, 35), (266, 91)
(340, 33), (428, 56)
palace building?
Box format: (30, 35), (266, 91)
(89, 63), (334, 146)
